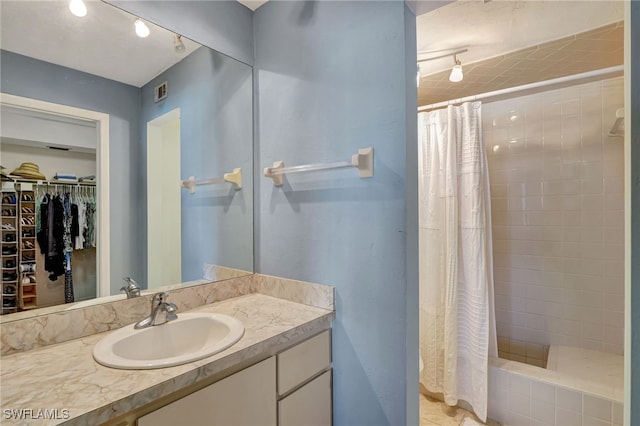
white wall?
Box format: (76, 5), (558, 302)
(1, 144), (96, 179)
(1, 106), (97, 152)
(484, 76), (625, 355)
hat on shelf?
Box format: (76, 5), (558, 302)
(10, 162), (46, 180)
(0, 165), (6, 177)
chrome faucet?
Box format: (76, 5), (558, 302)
(134, 292), (178, 329)
(120, 277), (141, 299)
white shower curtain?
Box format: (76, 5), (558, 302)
(418, 102), (497, 422)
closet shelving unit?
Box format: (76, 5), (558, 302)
(1, 183), (19, 315)
(0, 177), (97, 313)
(18, 185), (37, 310)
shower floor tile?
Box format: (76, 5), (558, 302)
(420, 393), (501, 426)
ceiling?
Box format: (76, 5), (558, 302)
(417, 1), (624, 107)
(237, 0), (268, 11)
(0, 0), (200, 88)
(1, 0), (624, 94)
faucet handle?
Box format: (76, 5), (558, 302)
(165, 302), (178, 321)
(123, 277), (137, 286)
(151, 292), (170, 306)
(120, 277), (141, 298)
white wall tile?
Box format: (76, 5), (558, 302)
(582, 324), (603, 341)
(486, 77), (624, 356)
(531, 381), (555, 404)
(488, 395), (508, 424)
(612, 402), (623, 425)
(602, 326), (623, 347)
(580, 161), (602, 179)
(556, 387), (582, 412)
(510, 392), (532, 417)
(531, 399), (555, 425)
(602, 310), (624, 328)
(583, 394), (612, 421)
(603, 292), (624, 311)
(582, 195), (603, 211)
(602, 342), (623, 357)
(509, 411), (532, 426)
(555, 407), (582, 426)
(531, 419), (553, 426)
(582, 416), (612, 426)
(603, 177), (623, 194)
(507, 373), (529, 393)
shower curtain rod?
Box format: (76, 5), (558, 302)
(417, 65), (623, 112)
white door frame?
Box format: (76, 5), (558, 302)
(146, 108), (182, 289)
(0, 93), (110, 297)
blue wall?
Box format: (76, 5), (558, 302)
(140, 46), (253, 284)
(0, 50), (142, 294)
(254, 2), (416, 424)
(108, 0), (253, 66)
(630, 1), (639, 423)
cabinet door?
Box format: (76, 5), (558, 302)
(277, 330), (331, 395)
(278, 370), (332, 426)
(138, 357), (276, 426)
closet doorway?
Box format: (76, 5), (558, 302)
(146, 108), (181, 289)
(0, 93), (110, 300)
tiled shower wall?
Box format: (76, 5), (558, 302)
(484, 76), (624, 355)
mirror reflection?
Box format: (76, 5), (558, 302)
(0, 0), (254, 320)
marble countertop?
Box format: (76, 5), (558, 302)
(0, 294), (334, 426)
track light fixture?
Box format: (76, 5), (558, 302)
(417, 48), (468, 84)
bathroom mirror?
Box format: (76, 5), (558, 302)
(0, 0), (253, 321)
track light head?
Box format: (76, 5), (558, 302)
(135, 19), (150, 38)
(69, 0), (87, 17)
(174, 35), (186, 53)
(449, 55), (463, 83)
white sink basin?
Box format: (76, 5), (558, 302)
(93, 312), (244, 369)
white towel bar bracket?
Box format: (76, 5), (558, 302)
(181, 168), (242, 193)
(264, 147), (374, 187)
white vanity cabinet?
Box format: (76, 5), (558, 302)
(132, 330), (332, 426)
(277, 330), (332, 426)
(137, 357), (276, 426)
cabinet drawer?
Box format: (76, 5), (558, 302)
(277, 330), (331, 395)
(138, 357), (276, 426)
(278, 370), (331, 426)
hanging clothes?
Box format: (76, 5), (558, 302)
(63, 193), (74, 303)
(34, 184), (96, 302)
(83, 201), (96, 248)
(71, 203), (79, 243)
(37, 194), (65, 281)
(75, 201), (86, 250)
